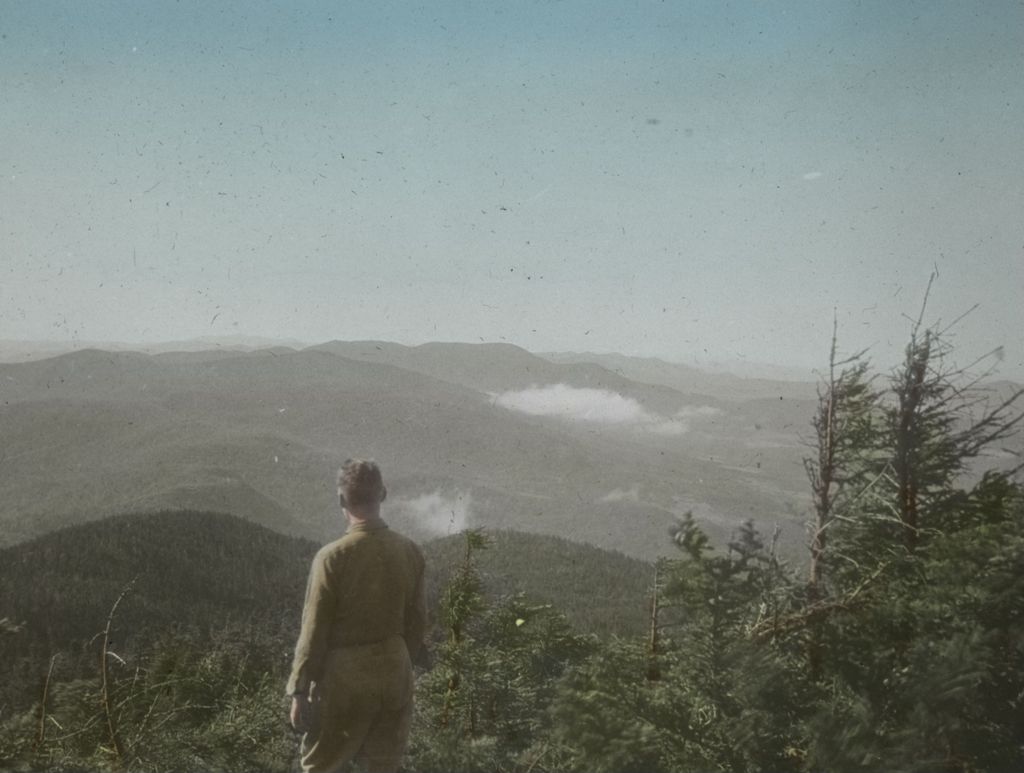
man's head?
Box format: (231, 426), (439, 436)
(337, 458), (387, 512)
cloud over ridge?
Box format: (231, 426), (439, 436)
(492, 383), (720, 435)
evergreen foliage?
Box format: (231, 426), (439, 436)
(549, 516), (811, 773)
(411, 530), (593, 773)
(423, 529), (651, 637)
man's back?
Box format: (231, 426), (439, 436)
(287, 518), (426, 696)
(319, 522), (426, 652)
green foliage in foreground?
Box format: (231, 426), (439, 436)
(5, 480), (1020, 773)
(2, 321), (1023, 772)
(2, 488), (1022, 772)
(0, 629), (295, 773)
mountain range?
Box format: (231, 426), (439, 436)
(0, 341), (827, 562)
(2, 340), (1018, 563)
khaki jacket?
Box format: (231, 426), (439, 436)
(287, 518), (426, 696)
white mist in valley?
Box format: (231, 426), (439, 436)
(491, 383), (721, 435)
(393, 490), (472, 537)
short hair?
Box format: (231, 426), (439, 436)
(337, 459), (385, 508)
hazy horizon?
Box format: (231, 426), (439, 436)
(3, 1), (1022, 379)
(0, 333), (822, 380)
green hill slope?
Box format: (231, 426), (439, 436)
(0, 511), (652, 716)
(423, 529), (652, 638)
(0, 510), (314, 714)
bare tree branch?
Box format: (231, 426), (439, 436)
(99, 576), (138, 768)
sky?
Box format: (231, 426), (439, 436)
(2, 0), (1022, 379)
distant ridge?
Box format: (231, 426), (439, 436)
(541, 350), (819, 401)
(306, 340), (700, 410)
(0, 341), (838, 560)
(0, 335), (306, 363)
(1, 339), (1016, 570)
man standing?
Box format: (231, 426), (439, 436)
(287, 459), (427, 773)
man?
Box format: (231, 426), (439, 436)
(287, 459), (427, 773)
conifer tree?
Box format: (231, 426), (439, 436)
(550, 514), (808, 773)
(801, 292), (1024, 772)
(804, 322), (878, 605)
(411, 528), (591, 773)
(835, 287), (1023, 568)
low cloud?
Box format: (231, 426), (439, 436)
(492, 384), (720, 435)
(494, 384), (650, 423)
(394, 490), (471, 536)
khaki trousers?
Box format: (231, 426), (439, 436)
(301, 636), (414, 773)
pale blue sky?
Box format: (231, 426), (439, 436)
(2, 1), (1022, 378)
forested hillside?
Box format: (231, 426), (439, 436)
(0, 511), (312, 718)
(424, 529), (651, 637)
(0, 511), (652, 718)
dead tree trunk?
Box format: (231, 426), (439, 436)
(646, 561), (661, 682)
(99, 578), (136, 768)
(893, 330), (930, 552)
(804, 318), (874, 677)
(35, 654), (58, 749)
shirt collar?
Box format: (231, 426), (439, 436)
(347, 516), (389, 533)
